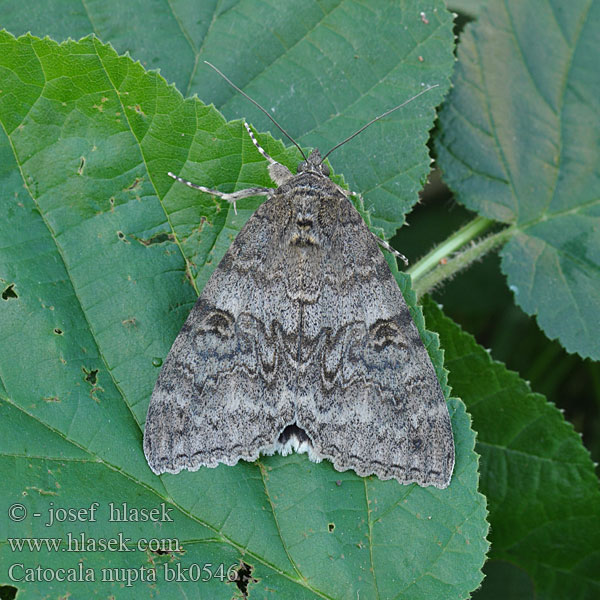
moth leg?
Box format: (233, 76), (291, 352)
(244, 122), (293, 186)
(167, 172), (272, 214)
(338, 186), (410, 266)
(371, 232), (409, 266)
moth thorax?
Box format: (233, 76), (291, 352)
(289, 207), (319, 250)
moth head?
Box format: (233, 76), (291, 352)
(297, 149), (330, 177)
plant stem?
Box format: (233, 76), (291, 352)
(407, 216), (513, 298)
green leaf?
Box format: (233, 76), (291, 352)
(435, 0), (600, 359)
(423, 297), (600, 600)
(2, 0), (455, 237)
(0, 31), (487, 599)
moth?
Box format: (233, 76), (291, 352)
(144, 63), (455, 488)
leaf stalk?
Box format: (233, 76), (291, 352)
(407, 216), (513, 298)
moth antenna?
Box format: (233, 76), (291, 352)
(205, 61), (307, 161)
(320, 84), (440, 163)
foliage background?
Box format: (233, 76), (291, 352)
(0, 0), (598, 599)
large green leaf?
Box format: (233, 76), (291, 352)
(435, 0), (600, 360)
(0, 32), (487, 599)
(423, 297), (600, 600)
(1, 0), (455, 236)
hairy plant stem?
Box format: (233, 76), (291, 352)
(407, 216), (513, 299)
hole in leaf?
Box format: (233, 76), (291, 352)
(229, 561), (257, 599)
(135, 232), (175, 246)
(117, 231), (129, 243)
(125, 177), (142, 191)
(2, 284), (18, 300)
(328, 523), (335, 532)
(0, 585), (17, 599)
(54, 328), (63, 335)
(82, 367), (98, 386)
(77, 156), (85, 175)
